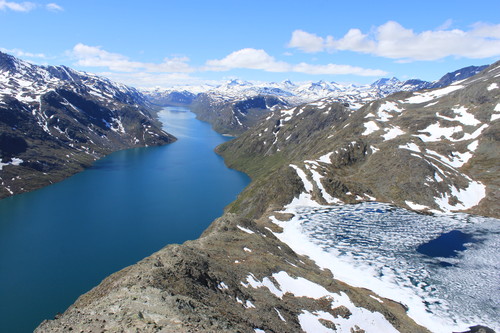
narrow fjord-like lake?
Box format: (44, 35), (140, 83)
(0, 107), (250, 333)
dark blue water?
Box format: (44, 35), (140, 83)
(0, 106), (250, 333)
(417, 230), (477, 258)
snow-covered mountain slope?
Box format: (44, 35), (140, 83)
(0, 51), (175, 199)
(144, 65), (488, 136)
(218, 60), (500, 218)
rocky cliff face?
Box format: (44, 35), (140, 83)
(0, 52), (175, 198)
(191, 94), (288, 136)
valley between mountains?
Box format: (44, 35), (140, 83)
(1, 51), (498, 332)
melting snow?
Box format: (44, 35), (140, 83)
(405, 85), (464, 104)
(467, 140), (479, 151)
(246, 270), (398, 333)
(317, 152), (333, 164)
(376, 101), (403, 122)
(382, 126), (405, 140)
(309, 169), (341, 204)
(0, 158), (23, 171)
(417, 123), (462, 142)
(289, 164), (313, 192)
(487, 83), (498, 90)
(436, 106), (480, 126)
(237, 225), (255, 234)
(405, 200), (430, 211)
(425, 149), (473, 169)
(362, 121), (379, 135)
(398, 143), (420, 153)
(245, 300), (256, 309)
(434, 181), (486, 212)
(217, 282), (229, 290)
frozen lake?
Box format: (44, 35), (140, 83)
(272, 202), (500, 332)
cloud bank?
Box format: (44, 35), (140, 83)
(70, 44), (387, 81)
(71, 44), (193, 73)
(288, 21), (500, 61)
(205, 48), (386, 76)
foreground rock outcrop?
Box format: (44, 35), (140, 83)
(37, 214), (428, 333)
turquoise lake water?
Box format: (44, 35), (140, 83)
(0, 106), (250, 332)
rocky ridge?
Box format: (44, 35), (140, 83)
(218, 62), (499, 219)
(36, 63), (498, 332)
(0, 52), (175, 198)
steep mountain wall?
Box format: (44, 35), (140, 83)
(0, 52), (175, 198)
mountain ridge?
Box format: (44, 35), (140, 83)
(0, 51), (175, 198)
(144, 64), (489, 136)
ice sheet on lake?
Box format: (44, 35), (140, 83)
(271, 202), (500, 332)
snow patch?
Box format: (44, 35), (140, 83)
(237, 225), (255, 234)
(0, 158), (23, 171)
(405, 85), (464, 104)
(417, 123), (462, 142)
(317, 152), (333, 164)
(362, 121), (379, 135)
(487, 83), (498, 90)
(436, 106), (480, 126)
(382, 126), (405, 140)
(405, 201), (430, 211)
(289, 164), (313, 192)
(434, 181), (486, 212)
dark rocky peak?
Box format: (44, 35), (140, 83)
(281, 79), (296, 88)
(0, 51), (19, 73)
(44, 65), (85, 83)
(224, 79), (252, 87)
(258, 86), (294, 97)
(430, 64), (489, 88)
(371, 77), (400, 87)
(0, 51), (42, 78)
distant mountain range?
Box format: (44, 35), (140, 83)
(144, 65), (487, 135)
(0, 51), (175, 198)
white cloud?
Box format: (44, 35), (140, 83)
(205, 48), (291, 72)
(70, 43), (194, 73)
(0, 47), (45, 58)
(46, 2), (63, 11)
(0, 1), (63, 12)
(0, 0), (36, 11)
(288, 21), (500, 61)
(288, 30), (325, 53)
(437, 19), (454, 31)
(205, 48), (386, 76)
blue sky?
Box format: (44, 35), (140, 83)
(1, 0), (500, 87)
